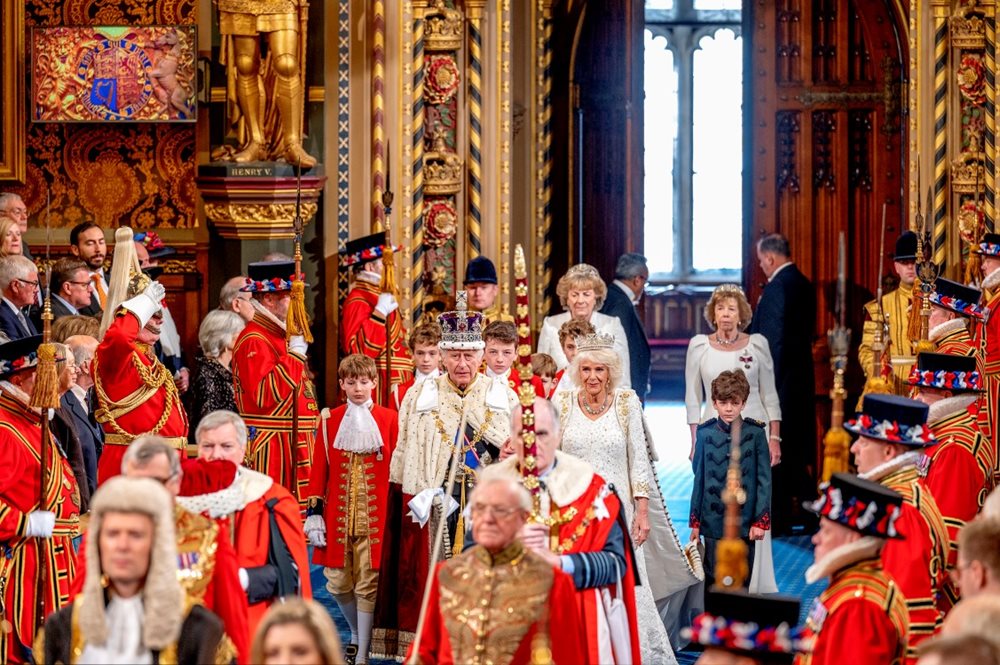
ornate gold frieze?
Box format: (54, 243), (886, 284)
(203, 202), (318, 239)
(952, 3), (986, 51)
(424, 134), (463, 196)
(424, 0), (463, 52)
(951, 151), (986, 194)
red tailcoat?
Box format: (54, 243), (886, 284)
(340, 279), (413, 401)
(69, 506), (250, 663)
(936, 323), (989, 439)
(409, 545), (586, 665)
(307, 403), (397, 568)
(978, 288), (1000, 470)
(936, 324), (977, 356)
(925, 404), (994, 607)
(94, 310), (189, 484)
(232, 312), (317, 509)
(878, 464), (950, 664)
(795, 558), (908, 665)
(0, 391), (79, 664)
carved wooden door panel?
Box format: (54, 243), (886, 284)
(748, 0), (906, 374)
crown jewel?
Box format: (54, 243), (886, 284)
(438, 290), (485, 350)
(575, 332), (615, 352)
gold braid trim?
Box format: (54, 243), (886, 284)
(92, 348), (181, 439)
(433, 406), (496, 466)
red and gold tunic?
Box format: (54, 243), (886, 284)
(925, 401), (994, 608)
(795, 557), (908, 665)
(340, 279), (413, 402)
(307, 403), (397, 569)
(409, 543), (586, 665)
(93, 310), (189, 484)
(876, 462), (950, 663)
(0, 390), (80, 664)
(978, 285), (1000, 471)
(232, 311), (317, 509)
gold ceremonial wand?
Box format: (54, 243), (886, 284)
(907, 168), (925, 346)
(915, 187), (939, 353)
(31, 192), (60, 635)
(863, 203), (892, 396)
(965, 166), (984, 286)
(379, 144), (398, 407)
(714, 416), (748, 589)
(823, 232), (852, 481)
(286, 163), (312, 342)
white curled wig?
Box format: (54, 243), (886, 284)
(79, 476), (183, 651)
(569, 347), (624, 391)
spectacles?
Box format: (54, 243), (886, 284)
(470, 504), (523, 519)
(68, 280), (92, 288)
(15, 278), (39, 289)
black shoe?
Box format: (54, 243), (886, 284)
(344, 644), (358, 665)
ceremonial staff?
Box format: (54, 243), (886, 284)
(863, 203), (892, 396)
(714, 416), (747, 590)
(907, 170), (925, 346)
(31, 193), (59, 634)
(513, 245), (541, 514)
(914, 187), (939, 353)
(823, 232), (852, 480)
(380, 145), (397, 407)
(285, 164), (311, 505)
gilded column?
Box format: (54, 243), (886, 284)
(987, 8), (996, 231)
(411, 2), (427, 322)
(498, 0), (512, 308)
(933, 6), (948, 269)
(467, 0), (486, 260)
(534, 0), (553, 325)
(372, 0), (387, 230)
(337, 0), (352, 300)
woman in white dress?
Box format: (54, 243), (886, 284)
(555, 334), (682, 665)
(684, 283), (781, 593)
(537, 263), (632, 388)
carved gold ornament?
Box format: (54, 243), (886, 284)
(952, 2), (986, 51)
(424, 0), (464, 52)
(951, 152), (986, 194)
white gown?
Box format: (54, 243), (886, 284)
(537, 311), (633, 389)
(684, 333), (780, 593)
(559, 389), (678, 665)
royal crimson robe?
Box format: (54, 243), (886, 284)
(795, 557), (908, 665)
(177, 463), (312, 638)
(979, 279), (1000, 472)
(93, 310), (189, 484)
(0, 390), (80, 664)
(340, 278), (413, 402)
(231, 311), (317, 510)
(409, 543), (586, 665)
(307, 402), (397, 569)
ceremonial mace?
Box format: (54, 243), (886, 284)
(823, 232), (852, 481)
(714, 416), (748, 590)
(286, 164), (311, 505)
(914, 187), (939, 353)
(32, 192), (60, 636)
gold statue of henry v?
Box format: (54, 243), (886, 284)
(212, 0), (317, 168)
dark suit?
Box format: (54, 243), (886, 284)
(60, 391), (102, 502)
(49, 296), (78, 321)
(600, 282), (651, 403)
(749, 262), (817, 533)
(0, 299), (37, 340)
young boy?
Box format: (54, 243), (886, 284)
(689, 369), (771, 587)
(531, 352), (558, 397)
(305, 354), (398, 664)
(551, 319), (596, 395)
(391, 322), (442, 411)
(482, 320), (519, 389)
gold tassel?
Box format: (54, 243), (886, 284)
(713, 537), (749, 590)
(821, 426), (852, 482)
(381, 243), (397, 294)
(861, 376), (892, 397)
(967, 251), (983, 289)
(30, 342), (60, 410)
(285, 279), (313, 343)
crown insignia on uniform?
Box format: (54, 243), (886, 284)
(574, 332), (615, 353)
(438, 290), (485, 350)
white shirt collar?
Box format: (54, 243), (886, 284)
(70, 384), (89, 412)
(53, 293), (79, 315)
(612, 279), (640, 304)
(767, 261), (793, 282)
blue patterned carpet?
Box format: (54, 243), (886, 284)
(311, 400), (825, 664)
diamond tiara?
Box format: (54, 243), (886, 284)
(574, 332), (615, 352)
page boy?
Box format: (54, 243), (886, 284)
(306, 354), (398, 664)
(391, 321), (442, 411)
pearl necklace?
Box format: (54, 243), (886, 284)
(580, 392), (611, 415)
(715, 333), (739, 346)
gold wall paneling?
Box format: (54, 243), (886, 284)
(0, 0), (25, 181)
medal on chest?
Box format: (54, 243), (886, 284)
(806, 598), (828, 633)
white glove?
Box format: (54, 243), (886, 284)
(25, 511), (55, 538)
(289, 335), (308, 356)
(375, 292), (398, 317)
(304, 514), (326, 547)
(121, 280), (165, 327)
(143, 280), (166, 306)
(238, 568), (249, 591)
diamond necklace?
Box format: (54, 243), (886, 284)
(715, 333), (739, 346)
(580, 391), (611, 415)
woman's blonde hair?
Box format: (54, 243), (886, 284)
(704, 283), (753, 331)
(0, 217), (20, 258)
(250, 598), (344, 665)
(556, 263), (608, 310)
(569, 347), (623, 391)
